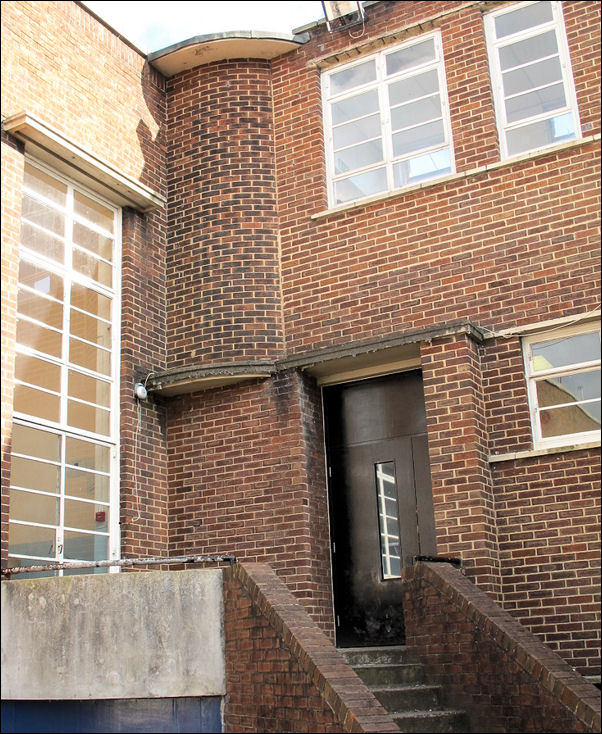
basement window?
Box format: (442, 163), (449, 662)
(523, 323), (601, 450)
(322, 31), (454, 207)
(484, 1), (581, 159)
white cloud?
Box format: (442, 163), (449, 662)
(83, 1), (325, 52)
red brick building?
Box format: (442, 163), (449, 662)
(1, 0), (600, 705)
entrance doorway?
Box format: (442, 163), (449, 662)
(323, 371), (436, 647)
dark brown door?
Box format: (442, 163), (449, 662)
(323, 371), (436, 647)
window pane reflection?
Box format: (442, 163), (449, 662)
(375, 461), (402, 579)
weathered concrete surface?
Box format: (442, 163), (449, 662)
(1, 569), (225, 700)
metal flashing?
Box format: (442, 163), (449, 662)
(148, 31), (308, 77)
(2, 111), (165, 212)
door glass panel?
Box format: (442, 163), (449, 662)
(70, 308), (111, 348)
(10, 489), (59, 525)
(72, 248), (112, 287)
(15, 355), (61, 393)
(20, 222), (64, 263)
(24, 164), (68, 205)
(74, 192), (114, 233)
(16, 319), (62, 358)
(19, 261), (63, 301)
(8, 523), (56, 559)
(17, 288), (63, 328)
(13, 384), (60, 423)
(65, 436), (110, 473)
(375, 461), (402, 579)
(65, 466), (110, 502)
(72, 222), (113, 260)
(65, 499), (109, 532)
(69, 338), (111, 375)
(67, 400), (111, 435)
(12, 424), (60, 462)
(21, 195), (64, 236)
(68, 370), (110, 407)
(63, 530), (108, 561)
(10, 456), (60, 493)
(70, 283), (111, 320)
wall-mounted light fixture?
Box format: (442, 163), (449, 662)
(134, 382), (148, 400)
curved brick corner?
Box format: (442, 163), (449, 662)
(403, 562), (601, 733)
(223, 562), (400, 733)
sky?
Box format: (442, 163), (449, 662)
(82, 1), (326, 54)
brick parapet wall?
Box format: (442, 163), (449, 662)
(402, 561), (601, 733)
(223, 562), (400, 733)
(167, 370), (334, 633)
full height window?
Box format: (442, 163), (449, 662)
(322, 32), (454, 207)
(523, 324), (601, 450)
(8, 161), (120, 575)
(485, 1), (580, 158)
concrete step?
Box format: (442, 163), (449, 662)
(341, 645), (416, 667)
(354, 662), (425, 686)
(392, 709), (470, 733)
(341, 646), (470, 733)
(370, 683), (442, 712)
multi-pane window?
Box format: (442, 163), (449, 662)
(523, 324), (601, 449)
(8, 161), (120, 576)
(322, 31), (454, 207)
(485, 0), (580, 158)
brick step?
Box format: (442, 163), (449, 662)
(354, 662), (426, 686)
(392, 709), (470, 733)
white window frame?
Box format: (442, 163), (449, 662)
(9, 158), (121, 574)
(523, 322), (601, 450)
(484, 0), (581, 160)
(322, 30), (455, 208)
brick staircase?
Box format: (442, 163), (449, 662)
(341, 646), (470, 733)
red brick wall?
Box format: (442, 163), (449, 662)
(165, 60), (283, 368)
(403, 561), (601, 733)
(167, 371), (334, 630)
(0, 1), (169, 561)
(272, 1), (600, 358)
(493, 453), (601, 678)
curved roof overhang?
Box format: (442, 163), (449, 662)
(148, 30), (308, 77)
